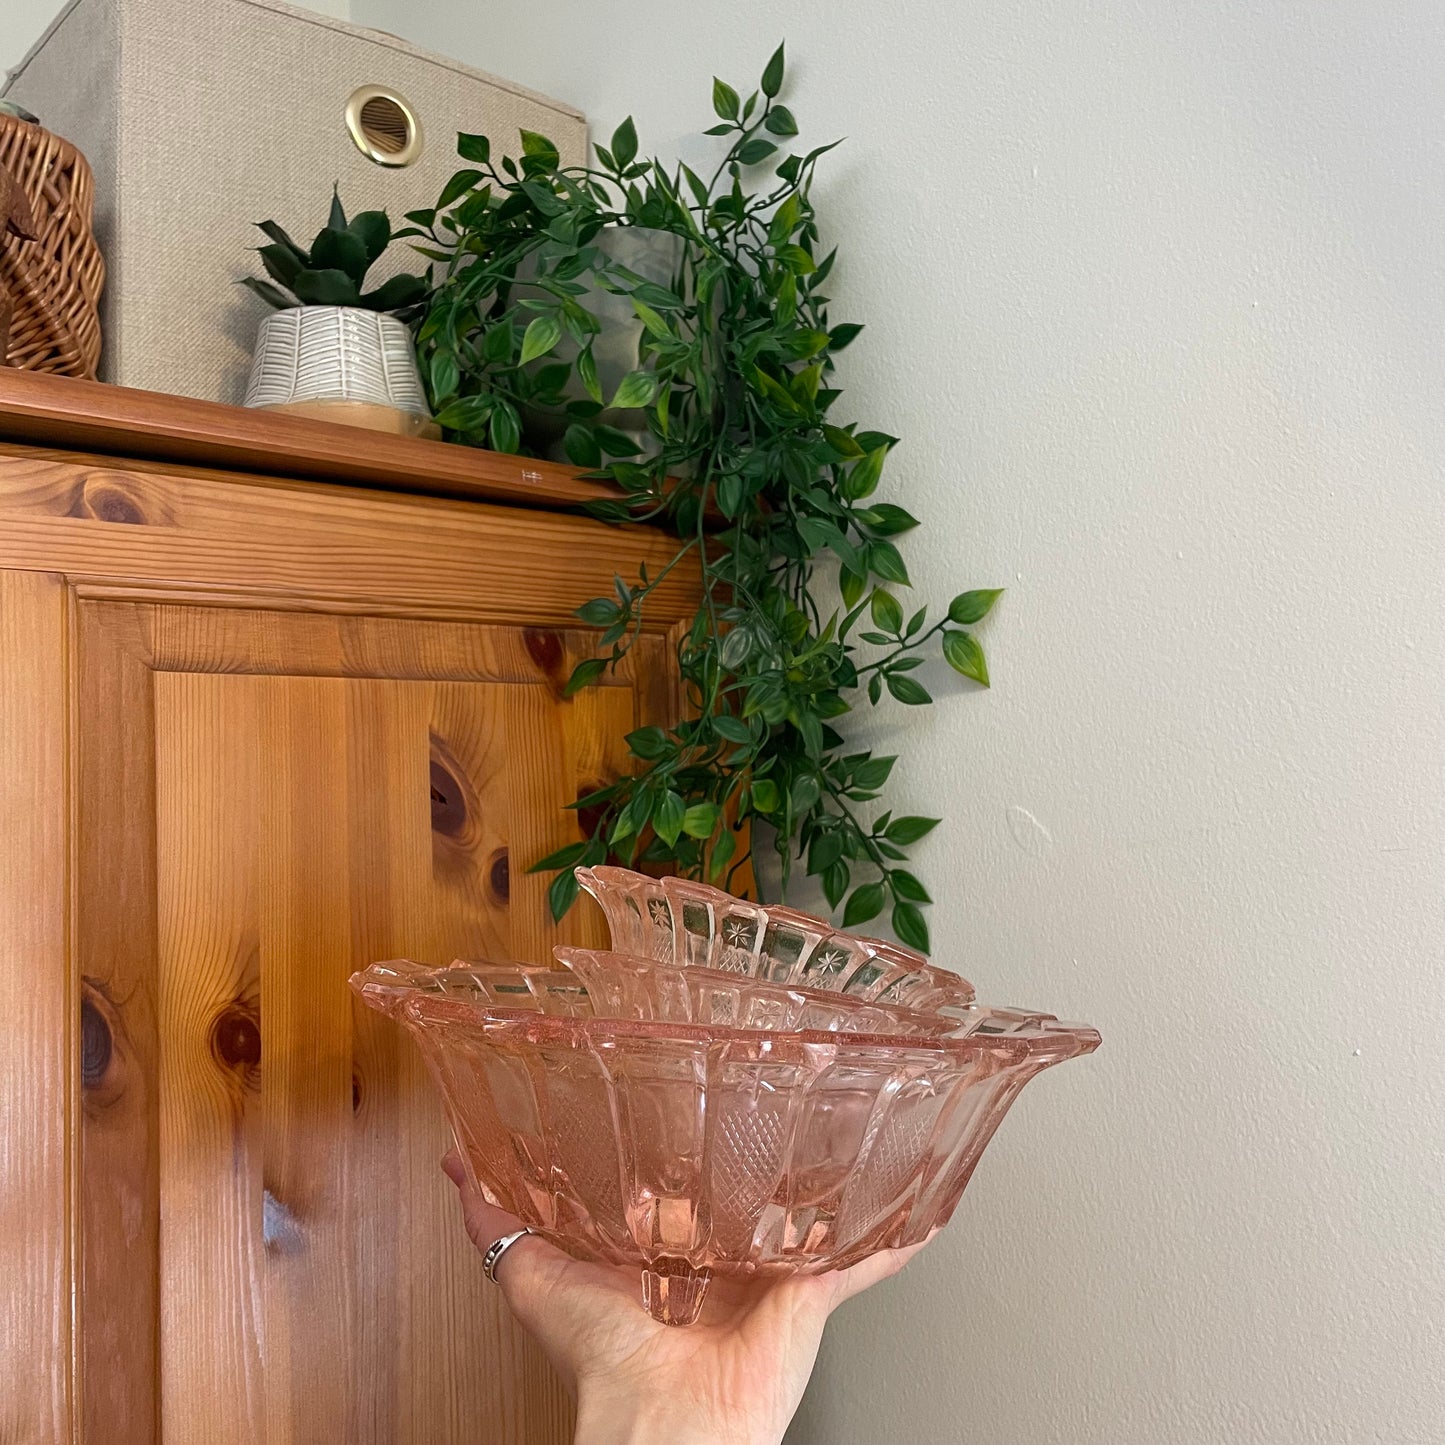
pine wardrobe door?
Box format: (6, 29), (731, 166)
(74, 601), (670, 1445)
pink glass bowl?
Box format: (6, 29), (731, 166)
(576, 865), (977, 1012)
(351, 956), (1099, 1325)
(554, 947), (965, 1037)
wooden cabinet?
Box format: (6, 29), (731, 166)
(0, 373), (698, 1444)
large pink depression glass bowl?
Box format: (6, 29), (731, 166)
(351, 955), (1100, 1326)
(576, 865), (977, 1012)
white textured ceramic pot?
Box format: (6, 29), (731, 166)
(243, 306), (435, 436)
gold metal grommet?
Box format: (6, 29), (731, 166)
(344, 85), (424, 168)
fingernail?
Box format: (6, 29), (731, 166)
(441, 1152), (465, 1186)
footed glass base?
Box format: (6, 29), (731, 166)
(641, 1259), (711, 1326)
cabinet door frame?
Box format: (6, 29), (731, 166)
(0, 446), (697, 1444)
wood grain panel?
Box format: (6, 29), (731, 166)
(148, 663), (600, 1444)
(0, 368), (616, 510)
(76, 599), (161, 1445)
(154, 673), (265, 1445)
(0, 453), (698, 628)
(0, 570), (73, 1444)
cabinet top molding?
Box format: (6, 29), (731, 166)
(0, 370), (617, 511)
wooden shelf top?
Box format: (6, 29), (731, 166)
(0, 370), (615, 510)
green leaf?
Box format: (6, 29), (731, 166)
(483, 323), (513, 363)
(547, 866), (580, 922)
(348, 209), (391, 262)
(255, 219), (308, 266)
(713, 77), (741, 120)
(891, 900), (930, 953)
(630, 297), (671, 338)
(823, 424), (863, 458)
(870, 589), (903, 635)
(626, 725), (670, 760)
(886, 673), (932, 705)
(289, 268), (362, 306)
(563, 423), (602, 468)
(707, 825), (736, 883)
(790, 774), (821, 814)
(429, 350), (459, 401)
(711, 714), (752, 744)
(595, 425), (642, 458)
(311, 227), (369, 285)
(456, 131), (491, 163)
(736, 138), (778, 166)
(776, 243), (816, 275)
(434, 395), (494, 432)
(750, 778), (781, 814)
(852, 755), (896, 791)
(890, 869), (931, 903)
(886, 815), (941, 845)
(948, 588), (1004, 624)
(575, 596), (620, 627)
(808, 829), (845, 874)
(530, 839), (588, 873)
(867, 540), (910, 585)
(611, 369), (658, 409)
(761, 41), (786, 97)
(610, 116), (638, 170)
(654, 790), (686, 847)
(564, 657), (607, 696)
(769, 193), (803, 245)
(256, 243), (302, 289)
(359, 273), (428, 311)
(239, 276), (293, 309)
(765, 105), (798, 138)
(822, 861), (850, 910)
(943, 630), (989, 686)
(682, 802), (721, 839)
(577, 347), (603, 403)
(489, 400), (521, 454)
(858, 503), (920, 537)
(843, 882), (886, 929)
(520, 313), (563, 365)
(328, 186), (347, 230)
(829, 322), (864, 351)
(843, 445), (886, 500)
(436, 169), (483, 209)
(520, 130), (561, 167)
(839, 566), (866, 609)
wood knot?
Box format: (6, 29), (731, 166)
(488, 847), (510, 903)
(80, 996), (113, 1091)
(67, 473), (157, 525)
(574, 781), (612, 843)
(430, 758), (467, 837)
(523, 628), (564, 680)
(211, 1002), (261, 1085)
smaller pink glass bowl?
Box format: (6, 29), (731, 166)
(553, 947), (964, 1037)
(577, 865), (976, 1012)
(351, 957), (1099, 1325)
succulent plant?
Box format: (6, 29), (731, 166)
(242, 188), (428, 313)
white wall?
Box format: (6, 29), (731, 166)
(2, 0), (351, 80)
(373, 1), (1445, 1441)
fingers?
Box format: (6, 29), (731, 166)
(440, 1150), (556, 1284)
(827, 1230), (938, 1307)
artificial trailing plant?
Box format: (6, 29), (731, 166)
(243, 188), (429, 312)
(406, 44), (1000, 952)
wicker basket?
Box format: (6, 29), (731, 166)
(0, 114), (104, 378)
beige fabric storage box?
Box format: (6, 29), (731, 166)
(3, 0), (587, 402)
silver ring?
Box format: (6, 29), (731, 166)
(482, 1227), (535, 1285)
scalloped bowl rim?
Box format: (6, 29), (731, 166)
(352, 960), (1099, 1065)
